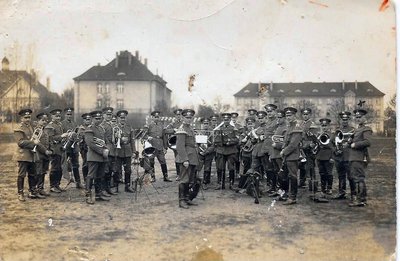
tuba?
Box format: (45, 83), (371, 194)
(168, 135), (177, 150)
(143, 140), (155, 157)
(318, 133), (330, 146)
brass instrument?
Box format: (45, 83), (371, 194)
(318, 133), (330, 146)
(62, 128), (79, 150)
(271, 135), (285, 143)
(305, 131), (320, 155)
(112, 125), (122, 149)
(31, 127), (43, 161)
(143, 140), (155, 157)
(241, 128), (256, 153)
(168, 135), (177, 150)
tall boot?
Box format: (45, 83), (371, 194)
(179, 183), (188, 209)
(82, 165), (88, 182)
(37, 174), (50, 196)
(229, 170), (235, 189)
(203, 171), (210, 185)
(326, 175), (333, 194)
(349, 178), (356, 199)
(215, 171), (222, 190)
(358, 181), (367, 204)
(320, 175), (327, 194)
(221, 170), (226, 190)
(85, 189), (95, 205)
(73, 168), (84, 189)
(161, 164), (172, 182)
(17, 176), (25, 201)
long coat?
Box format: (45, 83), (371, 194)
(44, 121), (64, 156)
(175, 124), (199, 165)
(281, 121), (303, 161)
(270, 121), (287, 160)
(101, 121), (116, 156)
(214, 124), (239, 155)
(85, 124), (108, 162)
(144, 122), (167, 150)
(13, 123), (36, 162)
(349, 125), (372, 162)
(261, 117), (278, 155)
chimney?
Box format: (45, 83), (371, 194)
(128, 53), (132, 65)
(144, 58), (148, 67)
(30, 69), (36, 85)
(355, 80), (358, 90)
(342, 81), (345, 90)
(270, 81), (273, 91)
(135, 50), (139, 58)
(115, 52), (119, 68)
(46, 77), (50, 90)
(2, 57), (9, 71)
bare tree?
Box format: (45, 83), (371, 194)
(327, 98), (346, 124)
(295, 99), (319, 121)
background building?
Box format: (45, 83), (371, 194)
(234, 81), (385, 133)
(73, 50), (172, 126)
(0, 57), (56, 122)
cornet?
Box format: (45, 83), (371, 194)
(31, 127), (43, 154)
(112, 126), (122, 149)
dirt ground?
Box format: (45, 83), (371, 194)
(0, 135), (396, 261)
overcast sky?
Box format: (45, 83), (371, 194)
(0, 0), (396, 107)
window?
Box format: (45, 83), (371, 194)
(97, 83), (103, 93)
(105, 83), (110, 93)
(105, 99), (111, 107)
(117, 83), (124, 93)
(278, 89), (284, 93)
(117, 99), (124, 109)
(295, 89), (301, 93)
(96, 99), (102, 109)
(312, 89), (318, 93)
(244, 90), (250, 93)
(330, 89), (337, 92)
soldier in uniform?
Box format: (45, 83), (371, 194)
(14, 109), (41, 201)
(238, 117), (256, 189)
(114, 110), (137, 193)
(262, 104), (279, 192)
(111, 114), (117, 124)
(61, 107), (83, 188)
(164, 108), (183, 180)
(210, 115), (220, 129)
(348, 109), (372, 207)
(143, 111), (172, 182)
(100, 107), (118, 195)
(34, 112), (53, 197)
(280, 107), (303, 205)
(315, 118), (335, 196)
(298, 108), (315, 189)
(247, 109), (258, 120)
(84, 110), (110, 204)
(332, 111), (355, 200)
(231, 112), (243, 181)
(175, 109), (199, 208)
(251, 111), (267, 180)
(269, 109), (287, 197)
(214, 113), (239, 190)
(79, 113), (92, 186)
(45, 108), (69, 193)
(196, 117), (215, 189)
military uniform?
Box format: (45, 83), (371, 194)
(61, 107), (82, 188)
(280, 107), (303, 204)
(214, 113), (239, 190)
(114, 110), (137, 193)
(231, 112), (243, 178)
(298, 108), (315, 189)
(44, 109), (65, 192)
(348, 109), (372, 207)
(251, 111), (268, 177)
(84, 110), (110, 204)
(33, 112), (52, 197)
(175, 109), (199, 208)
(269, 110), (286, 196)
(78, 113), (91, 186)
(332, 111), (355, 199)
(14, 109), (39, 201)
(315, 118), (334, 195)
(262, 104), (279, 190)
(238, 117), (256, 189)
(164, 108), (183, 179)
(196, 118), (215, 186)
(100, 107), (118, 194)
(143, 111), (171, 182)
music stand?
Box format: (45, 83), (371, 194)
(131, 157), (160, 204)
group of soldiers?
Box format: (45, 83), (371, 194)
(13, 103), (372, 208)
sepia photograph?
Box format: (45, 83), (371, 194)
(0, 1), (396, 260)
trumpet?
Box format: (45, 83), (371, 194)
(31, 127), (43, 155)
(112, 126), (122, 149)
(62, 128), (79, 150)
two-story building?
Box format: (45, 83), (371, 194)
(234, 81), (385, 133)
(73, 50), (172, 125)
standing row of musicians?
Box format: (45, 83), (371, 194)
(13, 104), (372, 208)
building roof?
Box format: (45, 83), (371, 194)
(234, 82), (385, 98)
(0, 69), (50, 98)
(73, 50), (169, 88)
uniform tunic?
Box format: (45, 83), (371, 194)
(176, 124), (199, 183)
